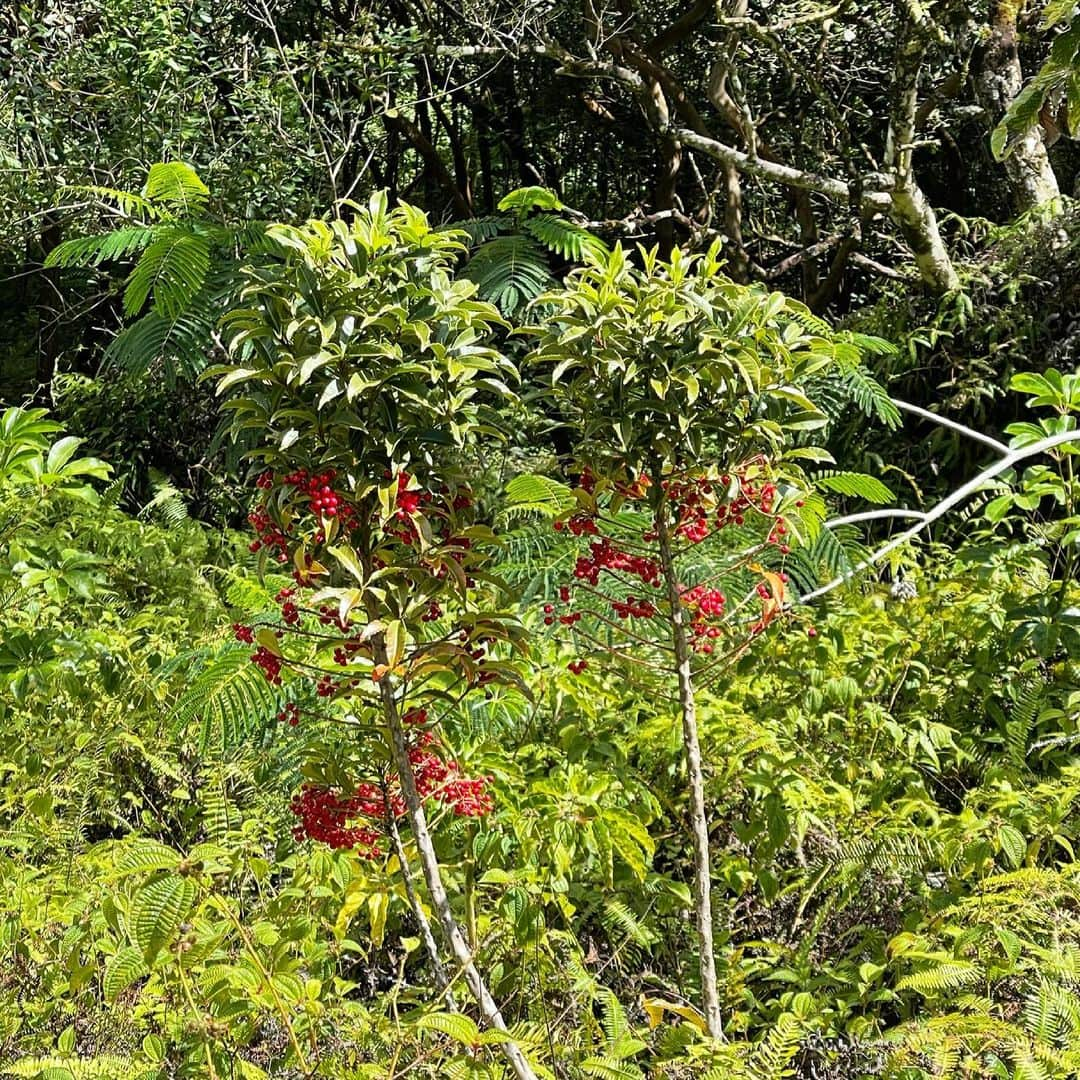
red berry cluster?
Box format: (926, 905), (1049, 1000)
(290, 715), (494, 855)
(567, 659), (589, 675)
(611, 595), (657, 619)
(767, 518), (789, 554)
(554, 513), (600, 537)
(247, 505), (291, 561)
(664, 476), (717, 543)
(277, 702), (300, 726)
(290, 786), (383, 855)
(680, 584), (728, 653)
(573, 538), (662, 589)
(250, 645), (283, 685)
(282, 467), (356, 525)
(394, 472), (427, 517)
(407, 746), (494, 816)
(544, 463), (806, 667)
(241, 466), (501, 843)
(316, 604), (351, 632)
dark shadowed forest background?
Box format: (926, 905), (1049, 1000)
(2, 2), (1080, 1077)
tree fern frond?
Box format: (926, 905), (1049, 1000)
(497, 186), (564, 213)
(838, 363), (901, 428)
(72, 185), (163, 220)
(167, 645), (282, 756)
(103, 307), (214, 384)
(813, 470), (895, 503)
(502, 473), (576, 519)
(143, 161), (210, 213)
(524, 214), (608, 262)
(454, 216), (505, 243)
(122, 227), (211, 319)
(45, 226), (156, 269)
(463, 235), (553, 314)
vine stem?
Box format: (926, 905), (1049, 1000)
(652, 479), (725, 1040)
(372, 632), (540, 1080)
(177, 961), (221, 1080)
(802, 427), (1080, 605)
(208, 895), (312, 1073)
(385, 809), (460, 1012)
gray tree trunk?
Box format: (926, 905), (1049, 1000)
(974, 0), (1060, 212)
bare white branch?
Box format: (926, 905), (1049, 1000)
(802, 428), (1080, 605)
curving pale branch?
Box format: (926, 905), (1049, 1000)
(803, 404), (1080, 605)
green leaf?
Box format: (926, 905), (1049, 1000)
(112, 840), (182, 878)
(814, 471), (894, 504)
(415, 1011), (481, 1044)
(103, 946), (148, 1003)
(132, 875), (196, 963)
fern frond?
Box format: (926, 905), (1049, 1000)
(3, 1055), (133, 1078)
(1007, 676), (1047, 770)
(746, 1012), (804, 1080)
(463, 235), (553, 314)
(122, 227), (211, 319)
(896, 960), (984, 995)
(600, 898), (657, 949)
(143, 162), (210, 213)
(140, 475), (189, 528)
(524, 214), (607, 262)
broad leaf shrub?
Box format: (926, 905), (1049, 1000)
(514, 240), (890, 1036)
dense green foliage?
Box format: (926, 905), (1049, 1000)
(4, 2), (1080, 1078)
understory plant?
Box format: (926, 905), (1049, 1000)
(214, 193), (540, 1078)
(515, 241), (890, 1038)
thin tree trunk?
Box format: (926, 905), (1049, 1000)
(373, 635), (539, 1080)
(884, 7), (960, 292)
(974, 0), (1060, 211)
(653, 490), (724, 1040)
(33, 216), (64, 406)
(654, 132), (684, 258)
(385, 811), (459, 1012)
(888, 179), (960, 292)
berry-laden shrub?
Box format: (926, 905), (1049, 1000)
(214, 193), (540, 1079)
(516, 241), (890, 1037)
